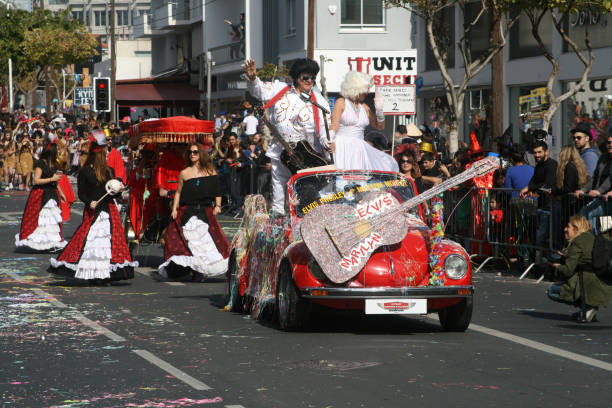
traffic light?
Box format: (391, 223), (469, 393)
(93, 77), (111, 112)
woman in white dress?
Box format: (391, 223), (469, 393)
(328, 71), (398, 172)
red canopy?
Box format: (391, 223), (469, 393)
(129, 116), (214, 147)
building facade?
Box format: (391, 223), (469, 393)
(415, 6), (612, 155)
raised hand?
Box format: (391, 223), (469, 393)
(244, 59), (257, 81)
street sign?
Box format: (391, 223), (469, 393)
(74, 87), (93, 106)
(378, 85), (416, 116)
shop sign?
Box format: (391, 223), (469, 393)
(314, 50), (418, 94)
(74, 87), (93, 106)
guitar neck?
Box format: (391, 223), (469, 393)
(398, 163), (493, 213)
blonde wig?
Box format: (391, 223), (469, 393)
(340, 71), (374, 100)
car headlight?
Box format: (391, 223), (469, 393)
(444, 254), (468, 280)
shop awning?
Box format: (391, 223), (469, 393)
(116, 82), (200, 103)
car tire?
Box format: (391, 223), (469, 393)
(277, 264), (310, 331)
(438, 297), (473, 332)
(226, 254), (243, 313)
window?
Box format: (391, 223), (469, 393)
(94, 10), (107, 26)
(425, 6), (455, 70)
(72, 10), (82, 21)
(510, 12), (552, 59)
(286, 0), (296, 35)
(341, 0), (384, 27)
(464, 2), (490, 61)
(117, 10), (128, 26)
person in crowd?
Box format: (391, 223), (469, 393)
(226, 133), (244, 217)
(552, 146), (588, 249)
(328, 71), (396, 172)
(244, 57), (330, 214)
(520, 141), (557, 256)
(504, 148), (534, 196)
(396, 153), (424, 194)
(548, 215), (612, 323)
(16, 133), (34, 191)
(571, 122), (599, 178)
(106, 134), (126, 183)
(493, 168), (506, 188)
(448, 149), (470, 177)
(575, 134), (612, 233)
(419, 151), (446, 191)
(241, 109), (259, 142)
(15, 135), (67, 252)
(3, 130), (16, 190)
(127, 143), (157, 239)
(78, 133), (90, 169)
(156, 143), (229, 282)
(49, 131), (136, 284)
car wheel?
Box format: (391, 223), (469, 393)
(438, 297), (473, 332)
(277, 264), (310, 331)
(226, 254), (243, 313)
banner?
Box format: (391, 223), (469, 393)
(314, 50), (418, 94)
(74, 87), (93, 106)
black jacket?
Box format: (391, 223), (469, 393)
(528, 157), (557, 209)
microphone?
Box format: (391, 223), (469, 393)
(299, 92), (330, 115)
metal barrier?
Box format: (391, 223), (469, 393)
(441, 187), (612, 281)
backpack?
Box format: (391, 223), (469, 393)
(591, 234), (612, 278)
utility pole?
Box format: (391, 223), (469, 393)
(307, 0), (315, 59)
(491, 10), (503, 141)
(206, 51), (213, 120)
(110, 0), (117, 122)
(8, 58), (13, 113)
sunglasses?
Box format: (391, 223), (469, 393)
(189, 150), (200, 155)
(300, 75), (314, 82)
(572, 136), (583, 140)
(399, 159), (412, 164)
(606, 141), (612, 145)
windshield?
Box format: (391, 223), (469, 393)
(292, 172), (418, 218)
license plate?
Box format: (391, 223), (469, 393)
(365, 298), (427, 315)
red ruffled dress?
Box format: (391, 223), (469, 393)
(158, 175), (230, 280)
(15, 160), (67, 252)
(48, 166), (137, 281)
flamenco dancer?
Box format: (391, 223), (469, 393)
(244, 58), (331, 214)
(330, 71), (397, 172)
(15, 135), (67, 252)
(155, 143), (230, 282)
(49, 131), (137, 283)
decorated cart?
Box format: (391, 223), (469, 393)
(124, 116), (215, 252)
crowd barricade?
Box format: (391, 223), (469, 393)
(442, 186), (612, 280)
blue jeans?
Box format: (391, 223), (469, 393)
(535, 209), (551, 248)
(579, 198), (607, 234)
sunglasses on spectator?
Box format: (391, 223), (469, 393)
(606, 141), (612, 145)
(300, 75), (314, 82)
(400, 159), (412, 164)
(189, 150), (199, 155)
(573, 136), (583, 140)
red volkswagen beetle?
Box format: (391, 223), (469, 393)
(226, 169), (474, 332)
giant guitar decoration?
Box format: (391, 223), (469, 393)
(300, 157), (499, 284)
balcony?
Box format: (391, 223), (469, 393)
(209, 42), (245, 66)
(152, 2), (190, 31)
(188, 0), (203, 24)
(133, 13), (169, 38)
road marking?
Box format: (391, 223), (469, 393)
(166, 282), (186, 286)
(31, 288), (68, 308)
(427, 315), (612, 373)
(133, 349), (212, 390)
(225, 406), (246, 408)
(29, 286), (126, 342)
(469, 322), (612, 372)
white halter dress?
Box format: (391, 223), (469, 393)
(334, 101), (399, 172)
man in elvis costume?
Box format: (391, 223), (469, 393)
(243, 58), (331, 214)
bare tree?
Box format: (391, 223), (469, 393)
(519, 0), (612, 133)
(387, 0), (519, 154)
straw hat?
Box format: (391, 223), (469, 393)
(406, 123), (422, 137)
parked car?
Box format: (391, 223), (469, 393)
(226, 169), (473, 332)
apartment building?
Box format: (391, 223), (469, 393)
(135, 0), (415, 118)
(415, 5), (612, 154)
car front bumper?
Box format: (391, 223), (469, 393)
(300, 285), (473, 299)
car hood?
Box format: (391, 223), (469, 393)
(350, 217), (457, 287)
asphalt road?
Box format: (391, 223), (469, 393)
(1, 190), (611, 408)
